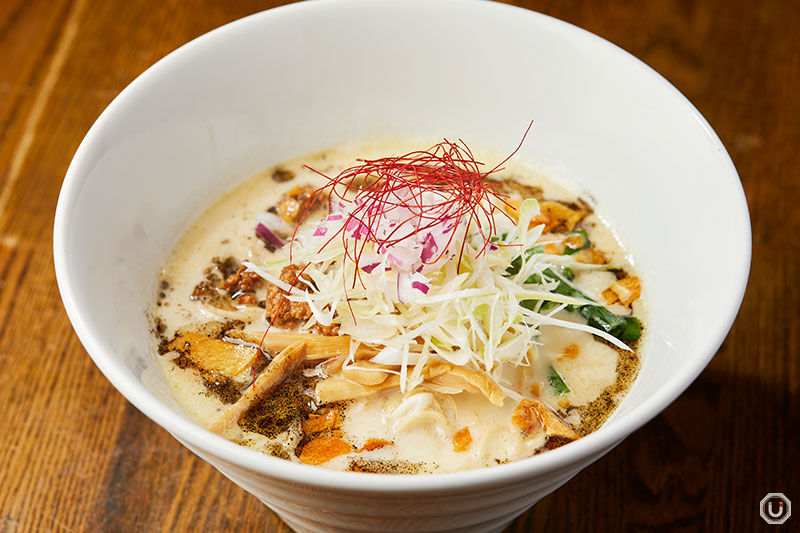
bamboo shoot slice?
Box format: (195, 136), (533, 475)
(315, 375), (402, 404)
(225, 330), (376, 361)
(209, 341), (306, 434)
(341, 361), (396, 386)
(166, 332), (258, 377)
(425, 363), (505, 406)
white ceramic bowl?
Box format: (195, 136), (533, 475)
(54, 1), (751, 531)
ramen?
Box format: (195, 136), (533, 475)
(152, 138), (644, 473)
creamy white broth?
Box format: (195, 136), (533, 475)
(153, 141), (644, 473)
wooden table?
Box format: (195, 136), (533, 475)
(1, 0), (796, 531)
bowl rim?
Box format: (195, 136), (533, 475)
(53, 0), (751, 492)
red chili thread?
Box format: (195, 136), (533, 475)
(298, 122), (533, 280)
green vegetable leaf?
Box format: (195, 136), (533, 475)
(547, 365), (570, 394)
(550, 271), (587, 311)
(510, 245), (642, 343)
(553, 280), (585, 300)
(522, 267), (587, 312)
(527, 245), (545, 256)
(579, 306), (642, 341)
(523, 266), (574, 286)
(617, 316), (642, 341)
(490, 232), (509, 243)
(506, 245), (545, 275)
(507, 255), (523, 276)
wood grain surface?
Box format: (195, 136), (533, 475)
(0, 0), (797, 531)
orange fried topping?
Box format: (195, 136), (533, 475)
(602, 288), (618, 305)
(302, 409), (341, 435)
(574, 247), (607, 265)
(503, 199), (584, 235)
(612, 276), (641, 306)
(543, 242), (565, 255)
(278, 184), (318, 224)
(562, 233), (587, 251)
(453, 427), (473, 452)
(503, 199), (520, 220)
(539, 201), (583, 233)
(511, 399), (544, 435)
(530, 213), (549, 229)
(358, 439), (394, 452)
(558, 344), (579, 361)
(603, 276), (641, 306)
(298, 437), (353, 465)
(557, 399), (571, 409)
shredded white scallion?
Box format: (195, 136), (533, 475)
(251, 196), (633, 392)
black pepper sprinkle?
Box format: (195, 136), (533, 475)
(238, 373), (316, 439)
(349, 459), (423, 474)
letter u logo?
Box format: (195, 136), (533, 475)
(768, 501), (784, 518)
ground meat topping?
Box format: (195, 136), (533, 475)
(279, 263), (311, 289)
(191, 281), (217, 299)
(221, 264), (262, 293)
(193, 261), (263, 307)
(265, 264), (315, 327)
(236, 292), (258, 306)
(312, 323), (341, 336)
(262, 264), (340, 333)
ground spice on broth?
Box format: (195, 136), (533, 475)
(152, 140), (644, 474)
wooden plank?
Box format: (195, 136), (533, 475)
(0, 0), (73, 205)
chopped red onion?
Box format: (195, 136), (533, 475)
(420, 232), (438, 262)
(361, 262), (380, 274)
(255, 223), (284, 248)
(397, 272), (431, 303)
(411, 281), (430, 294)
